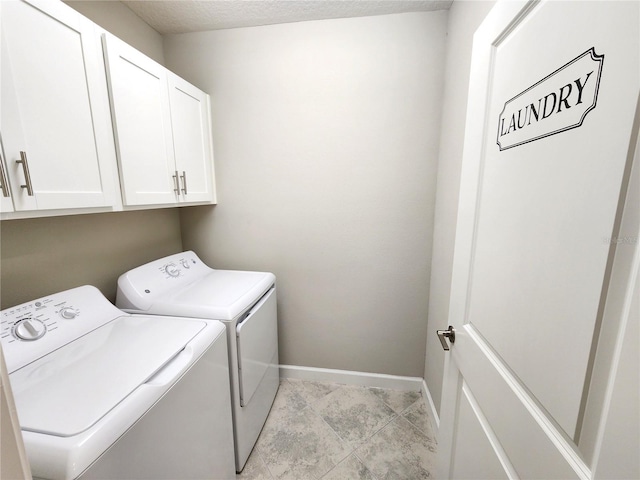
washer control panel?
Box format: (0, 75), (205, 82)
(1, 286), (124, 373)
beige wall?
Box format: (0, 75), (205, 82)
(0, 210), (183, 308)
(0, 2), (182, 309)
(423, 0), (496, 416)
(164, 12), (447, 377)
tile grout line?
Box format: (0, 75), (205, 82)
(354, 390), (425, 447)
(351, 450), (381, 480)
(251, 379), (435, 480)
(306, 383), (398, 446)
(312, 385), (410, 479)
(292, 380), (359, 480)
(396, 394), (439, 445)
(320, 451), (382, 480)
(299, 381), (391, 480)
(303, 402), (356, 475)
(246, 437), (275, 480)
(305, 381), (429, 473)
(348, 393), (434, 479)
(402, 414), (438, 446)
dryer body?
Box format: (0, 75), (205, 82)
(116, 251), (279, 472)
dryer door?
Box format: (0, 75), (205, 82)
(236, 288), (278, 407)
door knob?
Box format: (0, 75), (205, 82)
(436, 326), (456, 351)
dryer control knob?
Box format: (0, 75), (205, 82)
(165, 264), (180, 277)
(14, 319), (46, 341)
(60, 307), (78, 319)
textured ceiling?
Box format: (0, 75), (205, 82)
(120, 0), (454, 34)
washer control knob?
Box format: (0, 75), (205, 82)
(165, 264), (180, 277)
(60, 307), (77, 319)
(180, 259), (191, 269)
(14, 319), (46, 341)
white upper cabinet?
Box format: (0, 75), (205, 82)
(0, 150), (14, 213)
(103, 34), (216, 207)
(0, 0), (117, 214)
(0, 0), (214, 218)
(168, 73), (215, 203)
(102, 33), (176, 206)
(0, 16), (13, 214)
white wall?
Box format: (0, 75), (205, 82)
(424, 0), (495, 415)
(164, 12), (447, 377)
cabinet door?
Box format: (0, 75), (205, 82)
(0, 153), (14, 213)
(168, 73), (216, 203)
(0, 11), (14, 214)
(1, 0), (114, 211)
(103, 33), (178, 206)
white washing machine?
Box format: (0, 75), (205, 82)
(0, 285), (235, 480)
(116, 251), (279, 472)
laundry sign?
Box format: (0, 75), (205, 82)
(496, 48), (604, 151)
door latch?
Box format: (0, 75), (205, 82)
(436, 326), (455, 351)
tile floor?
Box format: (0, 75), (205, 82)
(237, 378), (437, 479)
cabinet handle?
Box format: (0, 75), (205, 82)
(172, 170), (180, 194)
(0, 146), (10, 198)
(16, 151), (34, 196)
(180, 171), (187, 195)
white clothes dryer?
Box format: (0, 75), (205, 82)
(116, 251), (279, 472)
(0, 285), (235, 480)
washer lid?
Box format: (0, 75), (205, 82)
(9, 315), (206, 437)
(168, 270), (275, 320)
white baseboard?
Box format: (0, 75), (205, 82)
(422, 378), (440, 432)
(279, 365), (441, 436)
(279, 364), (423, 392)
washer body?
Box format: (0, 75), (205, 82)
(1, 285), (235, 480)
(116, 251), (279, 472)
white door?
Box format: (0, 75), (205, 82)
(437, 1), (639, 478)
(1, 0), (114, 211)
(168, 73), (216, 204)
(103, 33), (177, 206)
